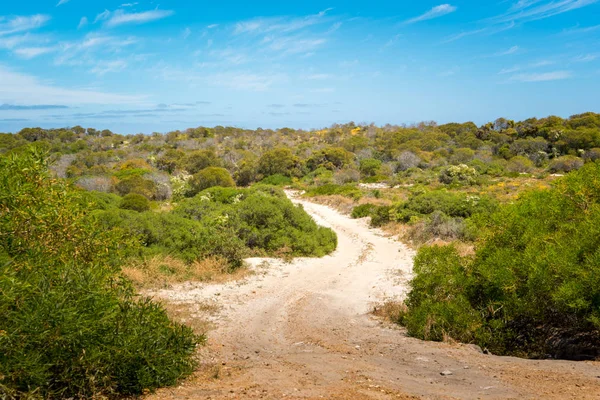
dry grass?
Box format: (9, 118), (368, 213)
(372, 300), (408, 324)
(159, 300), (216, 336)
(310, 194), (356, 214)
(123, 255), (249, 289)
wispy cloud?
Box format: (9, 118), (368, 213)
(491, 0), (598, 24)
(574, 53), (598, 62)
(0, 65), (143, 105)
(0, 103), (69, 110)
(509, 70), (572, 82)
(442, 28), (487, 43)
(14, 46), (55, 59)
(0, 15), (50, 36)
(78, 17), (88, 29)
(233, 8), (332, 34)
(56, 0), (71, 6)
(94, 9), (174, 28)
(207, 72), (288, 91)
(493, 45), (521, 56)
(182, 27), (191, 39)
(560, 23), (600, 34)
(404, 4), (457, 24)
(90, 60), (128, 75)
(499, 60), (555, 74)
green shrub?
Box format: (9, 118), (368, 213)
(0, 149), (199, 399)
(114, 175), (157, 199)
(391, 191), (496, 222)
(258, 148), (302, 177)
(120, 193), (151, 212)
(548, 155), (584, 173)
(351, 203), (378, 219)
(359, 158), (382, 177)
(261, 174), (293, 186)
(439, 164), (478, 185)
(188, 167), (235, 196)
(401, 162), (600, 359)
(304, 184), (362, 199)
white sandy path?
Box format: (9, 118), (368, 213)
(147, 193), (600, 400)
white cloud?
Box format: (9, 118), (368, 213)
(305, 73), (331, 80)
(233, 9), (332, 35)
(55, 33), (137, 66)
(78, 17), (88, 29)
(0, 65), (143, 105)
(182, 27), (191, 39)
(204, 72), (288, 91)
(574, 54), (598, 62)
(509, 70), (572, 82)
(442, 28), (487, 43)
(495, 45), (521, 56)
(491, 0), (598, 24)
(0, 15), (50, 36)
(103, 9), (174, 28)
(207, 24), (219, 29)
(14, 46), (55, 59)
(404, 4), (457, 24)
(94, 10), (111, 24)
(56, 0), (71, 6)
(90, 60), (128, 75)
(267, 37), (326, 55)
(120, 2), (138, 7)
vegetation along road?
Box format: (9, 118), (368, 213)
(146, 192), (600, 400)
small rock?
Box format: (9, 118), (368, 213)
(440, 370), (453, 376)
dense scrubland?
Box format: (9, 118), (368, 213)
(1, 112), (600, 397)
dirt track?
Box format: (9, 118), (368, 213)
(147, 194), (600, 399)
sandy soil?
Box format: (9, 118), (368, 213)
(146, 193), (600, 400)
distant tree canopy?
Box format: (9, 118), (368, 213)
(1, 112), (599, 197)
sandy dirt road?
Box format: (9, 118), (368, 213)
(147, 194), (600, 399)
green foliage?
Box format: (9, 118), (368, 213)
(120, 193), (151, 212)
(359, 158), (382, 177)
(188, 167), (235, 197)
(401, 162), (600, 359)
(439, 164), (478, 185)
(351, 203), (378, 219)
(258, 148), (302, 177)
(183, 150), (222, 174)
(0, 149), (199, 399)
(114, 175), (158, 199)
(94, 186), (337, 268)
(306, 147), (355, 171)
(549, 155), (584, 173)
(305, 184), (362, 200)
(260, 174), (293, 186)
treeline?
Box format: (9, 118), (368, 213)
(1, 113), (600, 203)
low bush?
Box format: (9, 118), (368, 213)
(400, 162), (600, 359)
(120, 193), (151, 212)
(188, 167), (235, 196)
(0, 149), (199, 399)
(260, 173), (293, 186)
(305, 184), (362, 200)
(439, 164), (478, 185)
(548, 155), (584, 173)
(351, 203), (378, 219)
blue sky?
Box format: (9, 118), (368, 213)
(0, 1), (599, 133)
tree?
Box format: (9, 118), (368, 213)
(120, 193), (150, 212)
(188, 167), (235, 196)
(258, 148), (302, 177)
(359, 158), (382, 177)
(184, 149), (222, 174)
